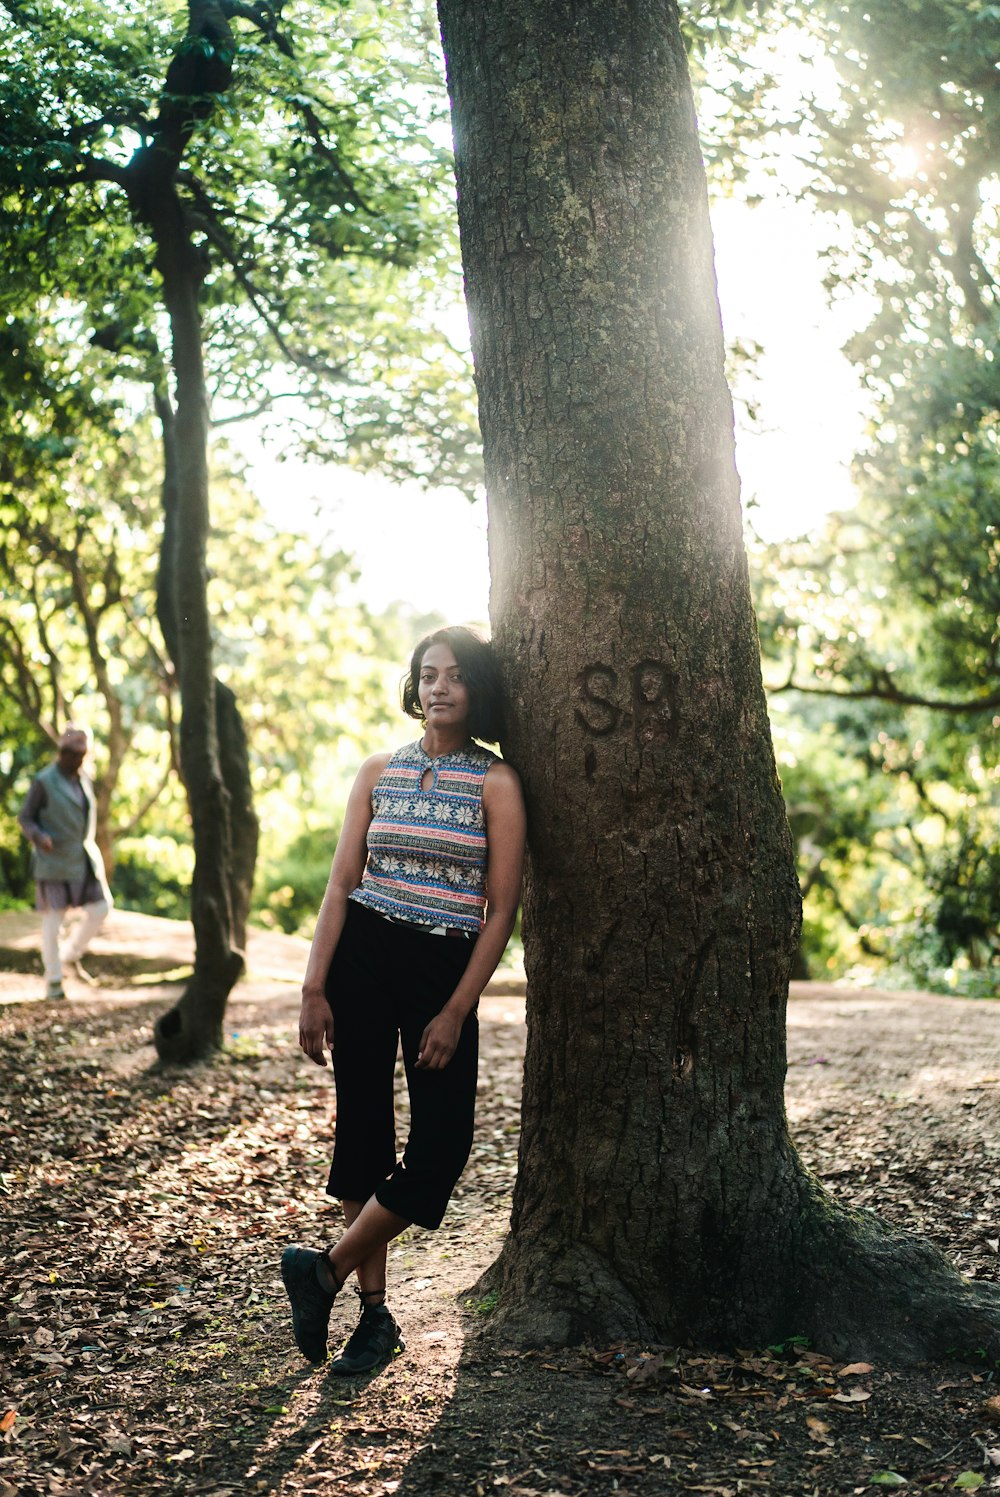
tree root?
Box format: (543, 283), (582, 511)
(475, 1170), (1000, 1367)
(152, 951), (244, 1064)
(789, 1176), (1000, 1365)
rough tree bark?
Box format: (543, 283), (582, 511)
(436, 0), (1000, 1360)
(119, 1), (259, 1061)
(154, 388), (258, 958)
(151, 368), (256, 1061)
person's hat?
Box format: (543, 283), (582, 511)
(57, 725), (90, 749)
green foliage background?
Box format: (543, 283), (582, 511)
(0, 0), (996, 994)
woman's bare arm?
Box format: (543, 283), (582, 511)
(298, 752), (390, 1065)
(416, 760), (527, 1069)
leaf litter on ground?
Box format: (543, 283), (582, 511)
(0, 975), (998, 1494)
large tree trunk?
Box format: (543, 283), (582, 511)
(436, 0), (1000, 1360)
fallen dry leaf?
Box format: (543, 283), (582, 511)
(628, 1351), (666, 1384)
(981, 1395), (1000, 1425)
(806, 1415), (833, 1444)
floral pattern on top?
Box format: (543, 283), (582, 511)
(349, 739), (499, 932)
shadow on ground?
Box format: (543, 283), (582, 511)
(0, 927), (997, 1496)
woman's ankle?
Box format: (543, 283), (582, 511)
(316, 1249), (342, 1295)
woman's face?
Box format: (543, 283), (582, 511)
(418, 643), (471, 730)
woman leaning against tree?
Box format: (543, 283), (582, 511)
(280, 626), (526, 1375)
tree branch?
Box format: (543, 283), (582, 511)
(116, 755), (176, 839)
(192, 204), (352, 377)
(221, 0), (294, 57)
(769, 675), (1000, 714)
(176, 173), (354, 377)
(294, 98), (376, 215)
(49, 156), (132, 191)
(0, 620), (45, 727)
(209, 390), (303, 427)
(29, 576), (65, 732)
(127, 0), (237, 204)
(64, 109), (151, 144)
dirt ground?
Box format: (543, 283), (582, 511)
(1, 912), (999, 1496)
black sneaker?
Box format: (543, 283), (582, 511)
(329, 1302), (405, 1377)
(280, 1245), (339, 1364)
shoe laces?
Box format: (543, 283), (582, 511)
(355, 1286), (388, 1312)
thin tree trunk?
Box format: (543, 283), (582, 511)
(436, 0), (1000, 1360)
(119, 0), (260, 1062)
(150, 389), (253, 1061)
(215, 680), (257, 953)
(154, 387), (259, 968)
(147, 209), (243, 1060)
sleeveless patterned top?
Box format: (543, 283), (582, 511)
(349, 740), (499, 932)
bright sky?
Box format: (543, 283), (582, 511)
(714, 195), (871, 541)
(239, 451), (492, 624)
(243, 36), (870, 624)
(244, 191), (867, 623)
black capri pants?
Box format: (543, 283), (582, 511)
(324, 900), (479, 1230)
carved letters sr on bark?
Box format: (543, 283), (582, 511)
(574, 661), (679, 741)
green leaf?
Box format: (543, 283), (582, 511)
(954, 1476), (985, 1491)
(871, 1475), (907, 1488)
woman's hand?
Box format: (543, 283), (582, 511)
(296, 751), (389, 1066)
(420, 762), (526, 1040)
(299, 991), (335, 1066)
(416, 1008), (463, 1070)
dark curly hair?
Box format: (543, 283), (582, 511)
(401, 626), (506, 744)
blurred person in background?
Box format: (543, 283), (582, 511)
(18, 725), (112, 1000)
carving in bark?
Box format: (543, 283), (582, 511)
(435, 0), (1000, 1360)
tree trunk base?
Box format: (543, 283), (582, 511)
(791, 1177), (1000, 1365)
(152, 951), (245, 1064)
(477, 1169), (1000, 1367)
